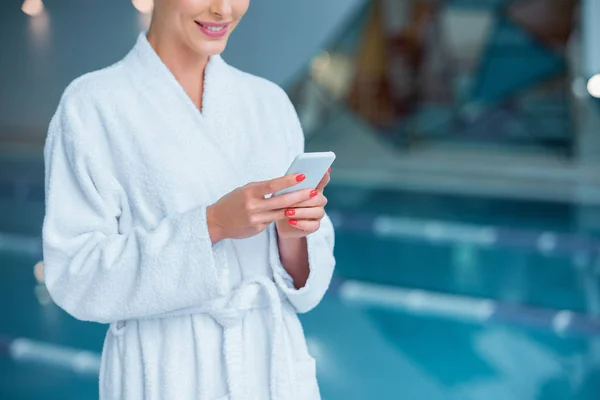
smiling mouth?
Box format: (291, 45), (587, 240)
(194, 21), (230, 37)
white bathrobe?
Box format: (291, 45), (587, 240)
(42, 33), (335, 400)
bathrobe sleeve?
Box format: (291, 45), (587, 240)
(42, 97), (223, 324)
(269, 92), (336, 314)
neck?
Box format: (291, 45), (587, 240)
(146, 26), (209, 110)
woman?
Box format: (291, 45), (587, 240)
(42, 1), (335, 399)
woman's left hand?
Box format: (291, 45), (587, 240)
(276, 169), (331, 239)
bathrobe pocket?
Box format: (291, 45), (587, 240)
(295, 356), (320, 399)
(281, 304), (321, 399)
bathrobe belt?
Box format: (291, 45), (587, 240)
(110, 276), (296, 400)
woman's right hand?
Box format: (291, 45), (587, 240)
(206, 174), (317, 243)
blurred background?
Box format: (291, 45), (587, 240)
(2, 0), (600, 398)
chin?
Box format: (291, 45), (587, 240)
(200, 41), (228, 56)
(186, 34), (229, 57)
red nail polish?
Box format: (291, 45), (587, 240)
(296, 174), (306, 182)
(285, 209), (295, 217)
(288, 219), (298, 226)
(310, 190), (318, 198)
(328, 168), (331, 173)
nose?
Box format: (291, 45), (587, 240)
(210, 0), (232, 18)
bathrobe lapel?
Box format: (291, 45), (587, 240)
(129, 34), (248, 201)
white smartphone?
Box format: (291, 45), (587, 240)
(275, 151), (336, 196)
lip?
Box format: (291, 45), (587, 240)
(194, 21), (230, 38)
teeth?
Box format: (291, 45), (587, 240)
(206, 26), (224, 32)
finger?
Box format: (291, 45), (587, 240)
(284, 207), (325, 221)
(261, 188), (316, 211)
(287, 219), (320, 232)
(254, 173), (306, 196)
(255, 209), (290, 224)
(315, 170), (331, 192)
(289, 192), (327, 209)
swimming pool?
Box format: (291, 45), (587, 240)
(1, 183), (599, 399)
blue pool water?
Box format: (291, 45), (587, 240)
(1, 182), (600, 399)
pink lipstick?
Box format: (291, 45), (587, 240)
(195, 21), (229, 38)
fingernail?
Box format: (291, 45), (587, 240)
(296, 174), (305, 182)
(288, 219), (298, 226)
(310, 190), (318, 198)
(328, 168), (331, 173)
(285, 209), (295, 217)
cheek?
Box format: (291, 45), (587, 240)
(233, 0), (250, 19)
(178, 0), (210, 15)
